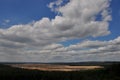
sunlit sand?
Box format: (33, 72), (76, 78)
(9, 64), (103, 71)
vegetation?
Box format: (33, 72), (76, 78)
(0, 63), (120, 80)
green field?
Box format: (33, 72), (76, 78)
(0, 63), (120, 80)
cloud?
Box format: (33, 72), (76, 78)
(0, 0), (114, 62)
(38, 37), (120, 62)
(48, 0), (63, 12)
(4, 20), (10, 23)
(2, 19), (10, 26)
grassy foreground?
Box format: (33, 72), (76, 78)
(0, 63), (120, 80)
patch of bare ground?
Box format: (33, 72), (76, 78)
(8, 64), (104, 71)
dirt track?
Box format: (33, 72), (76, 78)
(9, 64), (103, 71)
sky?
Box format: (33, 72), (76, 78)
(0, 0), (120, 62)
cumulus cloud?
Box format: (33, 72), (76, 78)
(37, 37), (120, 62)
(48, 0), (63, 12)
(0, 0), (116, 62)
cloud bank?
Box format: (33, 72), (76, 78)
(0, 0), (118, 62)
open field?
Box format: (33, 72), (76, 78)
(0, 62), (120, 80)
(8, 64), (103, 71)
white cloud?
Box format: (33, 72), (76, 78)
(2, 19), (10, 26)
(39, 37), (120, 62)
(0, 36), (120, 62)
(0, 0), (115, 62)
(5, 19), (10, 23)
(48, 0), (63, 12)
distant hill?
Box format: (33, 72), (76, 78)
(1, 61), (120, 65)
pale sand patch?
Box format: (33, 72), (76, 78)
(9, 64), (103, 71)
